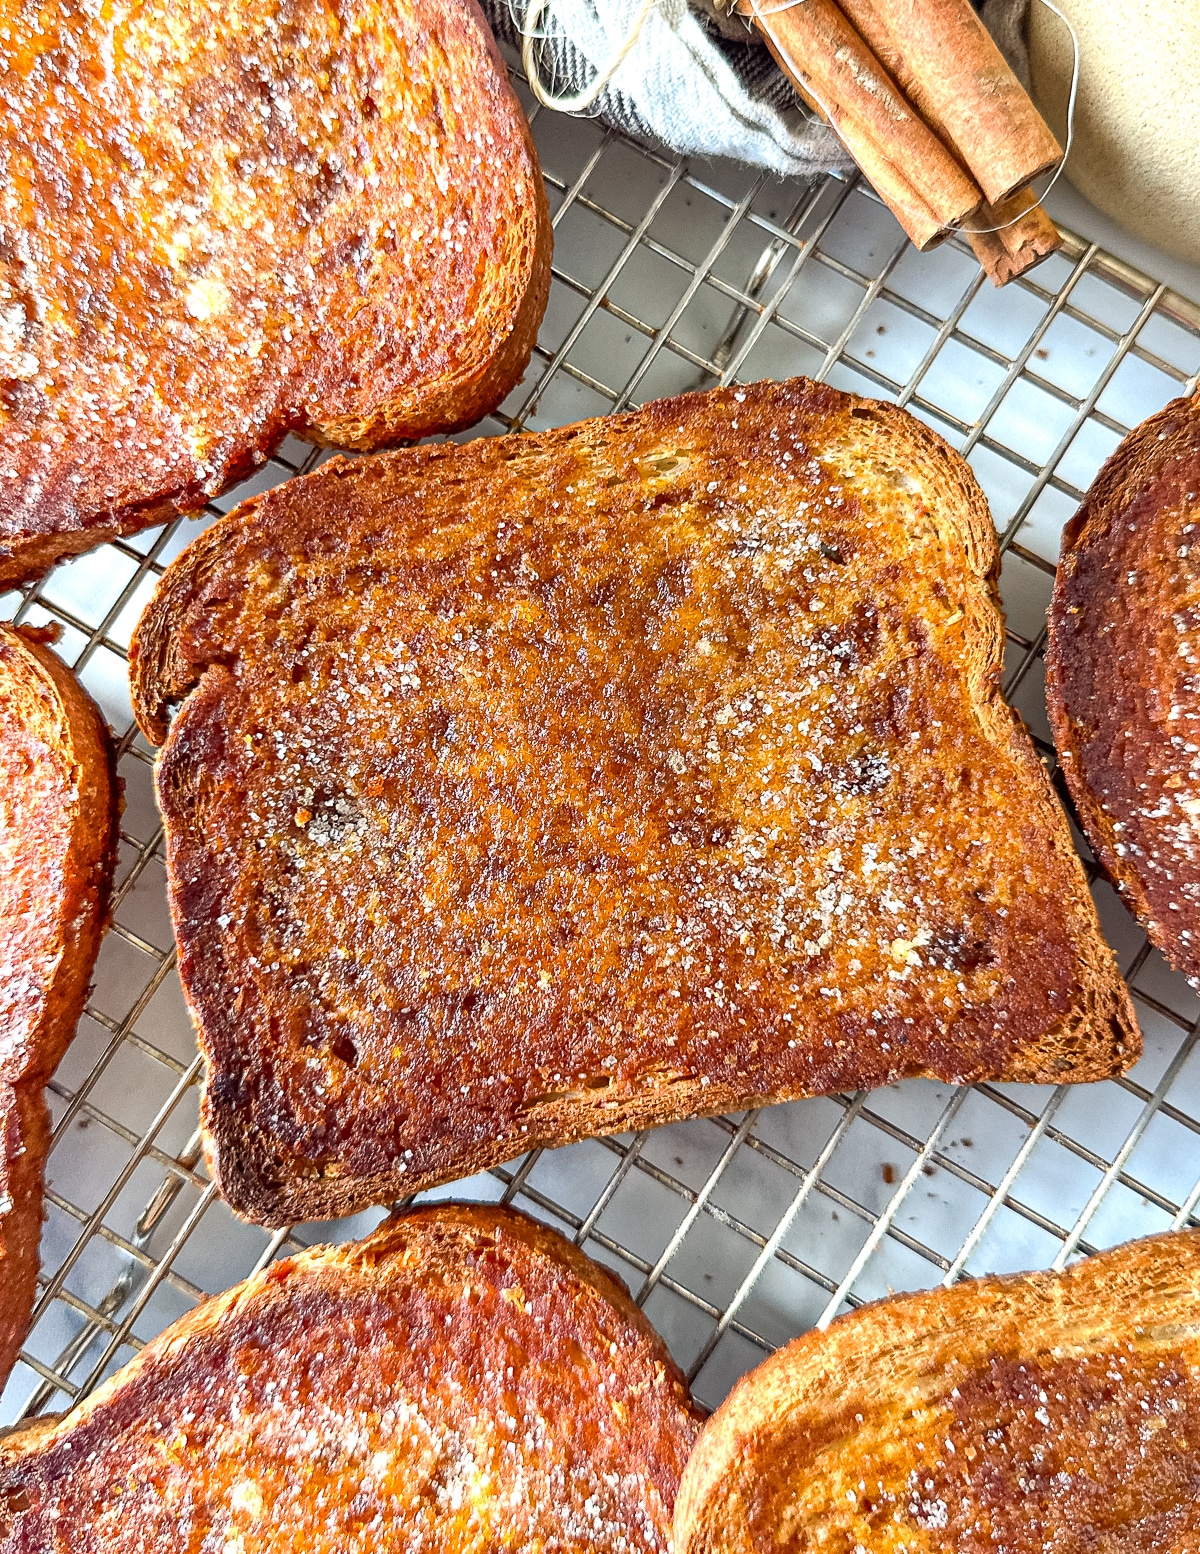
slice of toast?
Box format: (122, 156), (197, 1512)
(0, 626), (118, 1391)
(0, 1203), (703, 1550)
(1046, 392), (1200, 984)
(0, 0), (551, 587)
(130, 375), (1138, 1228)
(674, 1229), (1200, 1554)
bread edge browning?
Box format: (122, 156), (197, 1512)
(1046, 392), (1200, 979)
(869, 397), (1137, 1092)
(0, 0), (552, 591)
(672, 1228), (1200, 1554)
(0, 1088), (52, 1396)
(304, 0), (551, 454)
(0, 627), (121, 1083)
(129, 379), (1138, 1227)
(0, 626), (120, 1389)
(0, 1203), (703, 1468)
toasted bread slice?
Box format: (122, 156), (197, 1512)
(0, 1203), (703, 1550)
(1047, 392), (1200, 983)
(0, 626), (118, 1391)
(130, 376), (1137, 1227)
(674, 1230), (1200, 1554)
(0, 0), (551, 587)
(0, 1088), (51, 1408)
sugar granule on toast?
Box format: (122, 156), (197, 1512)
(132, 376), (1138, 1226)
(0, 626), (118, 1390)
(1048, 391), (1200, 986)
(0, 1204), (702, 1551)
(674, 1229), (1200, 1554)
(0, 0), (551, 585)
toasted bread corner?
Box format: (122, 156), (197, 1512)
(674, 1230), (1200, 1554)
(0, 0), (552, 587)
(0, 1203), (703, 1550)
(1047, 391), (1200, 985)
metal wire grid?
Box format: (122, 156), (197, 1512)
(5, 66), (1200, 1428)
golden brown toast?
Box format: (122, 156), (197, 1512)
(130, 376), (1137, 1228)
(1047, 392), (1200, 984)
(0, 1203), (703, 1551)
(0, 0), (551, 587)
(0, 626), (118, 1391)
(674, 1229), (1200, 1554)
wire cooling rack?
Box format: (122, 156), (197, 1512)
(5, 65), (1200, 1427)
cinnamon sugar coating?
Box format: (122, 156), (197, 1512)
(132, 377), (1136, 1225)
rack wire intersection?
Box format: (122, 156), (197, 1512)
(5, 66), (1200, 1424)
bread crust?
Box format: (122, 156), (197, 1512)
(131, 375), (1137, 1227)
(0, 1089), (51, 1409)
(0, 627), (119, 1391)
(0, 0), (551, 587)
(674, 1229), (1200, 1554)
(0, 1203), (703, 1551)
(1046, 392), (1200, 983)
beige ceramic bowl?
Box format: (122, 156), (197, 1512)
(1030, 0), (1200, 263)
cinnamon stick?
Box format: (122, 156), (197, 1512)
(739, 0), (981, 249)
(965, 188), (1062, 286)
(785, 72), (953, 252)
(836, 0), (1062, 206)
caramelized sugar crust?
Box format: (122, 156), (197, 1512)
(1048, 392), (1200, 984)
(0, 0), (550, 583)
(131, 378), (1136, 1224)
(0, 1205), (702, 1552)
(0, 627), (117, 1086)
(0, 634), (84, 1077)
(675, 1231), (1200, 1554)
(0, 627), (117, 1390)
(935, 1347), (1200, 1548)
(751, 1346), (1200, 1552)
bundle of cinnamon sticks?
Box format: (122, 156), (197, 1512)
(739, 0), (1063, 284)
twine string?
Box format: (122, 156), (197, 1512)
(519, 0), (1080, 239)
(519, 0), (659, 113)
(962, 0), (1080, 234)
(745, 0), (1079, 235)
